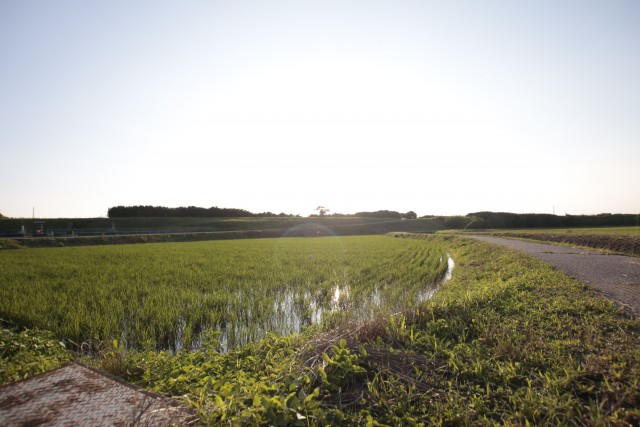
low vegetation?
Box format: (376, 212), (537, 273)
(0, 325), (71, 384)
(2, 234), (639, 425)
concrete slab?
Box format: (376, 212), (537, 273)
(0, 362), (197, 426)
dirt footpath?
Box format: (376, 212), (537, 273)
(491, 232), (639, 256)
(468, 235), (640, 316)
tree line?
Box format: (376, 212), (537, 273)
(107, 205), (297, 218)
(310, 209), (418, 220)
(108, 206), (419, 220)
(107, 207), (638, 227)
(426, 211), (640, 229)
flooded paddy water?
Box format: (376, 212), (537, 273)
(175, 253), (455, 352)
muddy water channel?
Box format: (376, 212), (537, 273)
(178, 254), (455, 352)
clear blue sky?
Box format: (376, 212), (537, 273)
(1, 1), (639, 218)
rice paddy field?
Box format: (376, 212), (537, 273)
(0, 235), (448, 352)
(3, 234), (640, 425)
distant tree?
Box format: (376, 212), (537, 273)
(403, 211), (417, 220)
(0, 211), (4, 219)
(315, 206), (329, 217)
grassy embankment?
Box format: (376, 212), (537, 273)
(0, 216), (402, 233)
(0, 216), (444, 249)
(2, 234), (639, 425)
(493, 226), (640, 236)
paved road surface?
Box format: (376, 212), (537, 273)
(468, 235), (640, 316)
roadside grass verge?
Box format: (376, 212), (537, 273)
(394, 235), (640, 424)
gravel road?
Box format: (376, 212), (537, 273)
(468, 235), (640, 316)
